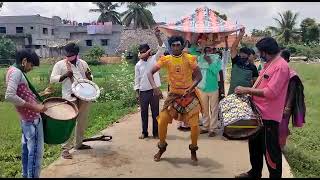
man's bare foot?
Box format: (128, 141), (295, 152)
(220, 136), (229, 141)
(191, 151), (198, 162)
(139, 134), (148, 139)
(61, 150), (72, 159)
(154, 150), (164, 162)
(189, 144), (198, 162)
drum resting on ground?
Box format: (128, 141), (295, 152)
(218, 94), (263, 140)
(41, 97), (79, 144)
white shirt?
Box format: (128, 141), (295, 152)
(50, 59), (92, 101)
(134, 43), (166, 91)
(221, 49), (230, 80)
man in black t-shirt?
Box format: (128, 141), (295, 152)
(228, 28), (259, 95)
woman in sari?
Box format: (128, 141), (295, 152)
(279, 49), (306, 150)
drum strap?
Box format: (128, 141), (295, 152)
(82, 135), (112, 142)
(12, 63), (43, 102)
(252, 56), (278, 89)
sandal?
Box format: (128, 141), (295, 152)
(76, 144), (92, 150)
(61, 150), (73, 159)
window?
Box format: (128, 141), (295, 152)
(30, 26), (34, 30)
(16, 27), (24, 33)
(51, 29), (54, 35)
(101, 39), (108, 46)
(43, 28), (48, 34)
(86, 40), (92, 46)
(0, 27), (6, 34)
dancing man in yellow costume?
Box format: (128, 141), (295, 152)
(147, 35), (203, 162)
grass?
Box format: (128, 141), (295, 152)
(283, 62), (320, 178)
(0, 62), (138, 178)
(1, 61), (319, 177)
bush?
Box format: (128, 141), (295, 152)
(125, 44), (139, 64)
(83, 46), (104, 66)
(285, 43), (320, 59)
(0, 36), (16, 59)
(86, 60), (102, 66)
(98, 57), (136, 106)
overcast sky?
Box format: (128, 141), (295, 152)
(1, 2), (320, 34)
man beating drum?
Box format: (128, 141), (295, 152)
(50, 43), (93, 159)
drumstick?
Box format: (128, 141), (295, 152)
(46, 101), (68, 109)
(72, 75), (84, 88)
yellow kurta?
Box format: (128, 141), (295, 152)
(156, 53), (203, 127)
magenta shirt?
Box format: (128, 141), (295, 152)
(252, 56), (290, 122)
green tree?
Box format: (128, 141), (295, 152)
(0, 36), (16, 59)
(251, 28), (271, 37)
(300, 18), (319, 43)
(89, 2), (122, 25)
(83, 45), (104, 65)
(268, 10), (300, 44)
(120, 2), (157, 29)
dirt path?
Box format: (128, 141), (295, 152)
(41, 88), (293, 178)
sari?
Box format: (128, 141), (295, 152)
(279, 69), (306, 148)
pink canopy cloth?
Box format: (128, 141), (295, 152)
(158, 6), (244, 46)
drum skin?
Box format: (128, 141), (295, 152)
(41, 97), (78, 144)
(71, 79), (100, 102)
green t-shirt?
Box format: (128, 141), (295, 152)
(257, 63), (263, 73)
(197, 54), (222, 92)
(188, 44), (201, 57)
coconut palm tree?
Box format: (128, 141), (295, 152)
(120, 2), (157, 29)
(89, 2), (122, 25)
(267, 10), (300, 44)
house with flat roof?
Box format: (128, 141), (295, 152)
(0, 15), (123, 58)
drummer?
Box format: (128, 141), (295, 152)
(5, 49), (47, 178)
(234, 37), (290, 178)
(50, 42), (93, 159)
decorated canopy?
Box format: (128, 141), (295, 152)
(158, 6), (244, 46)
(159, 6), (243, 34)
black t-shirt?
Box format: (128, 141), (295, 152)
(231, 55), (259, 78)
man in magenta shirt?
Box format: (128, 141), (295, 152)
(234, 37), (290, 178)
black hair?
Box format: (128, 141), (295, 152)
(138, 44), (150, 52)
(185, 40), (191, 48)
(281, 49), (291, 62)
(164, 51), (170, 56)
(64, 42), (80, 55)
(249, 48), (255, 55)
(218, 51), (222, 58)
(168, 35), (184, 47)
(204, 47), (211, 53)
(15, 49), (40, 66)
(256, 37), (280, 55)
(239, 47), (252, 56)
